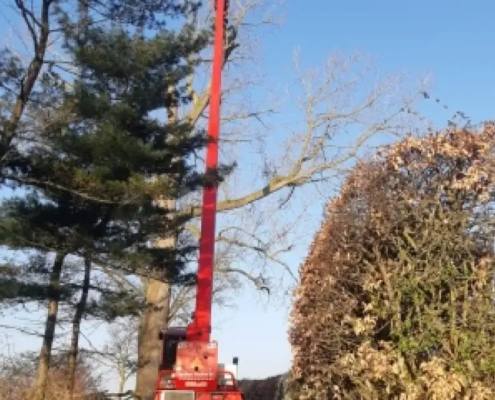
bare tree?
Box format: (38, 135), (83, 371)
(0, 346), (103, 400)
(133, 0), (430, 398)
(0, 0), (53, 165)
(96, 318), (139, 394)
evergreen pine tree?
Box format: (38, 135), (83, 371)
(0, 5), (231, 399)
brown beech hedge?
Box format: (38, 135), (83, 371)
(290, 123), (495, 399)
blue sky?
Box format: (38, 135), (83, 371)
(263, 0), (494, 123)
(1, 0), (495, 391)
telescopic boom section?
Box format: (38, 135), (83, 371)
(186, 0), (227, 344)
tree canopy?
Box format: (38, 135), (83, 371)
(0, 8), (223, 290)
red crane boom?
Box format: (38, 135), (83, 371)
(186, 0), (225, 345)
(155, 1), (244, 399)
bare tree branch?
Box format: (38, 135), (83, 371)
(0, 0), (52, 163)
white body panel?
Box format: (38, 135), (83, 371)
(160, 390), (195, 400)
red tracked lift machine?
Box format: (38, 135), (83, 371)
(154, 0), (243, 399)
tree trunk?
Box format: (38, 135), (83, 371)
(66, 5), (90, 396)
(134, 279), (172, 400)
(67, 257), (92, 398)
(118, 364), (126, 394)
(33, 252), (66, 400)
(135, 84), (179, 400)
